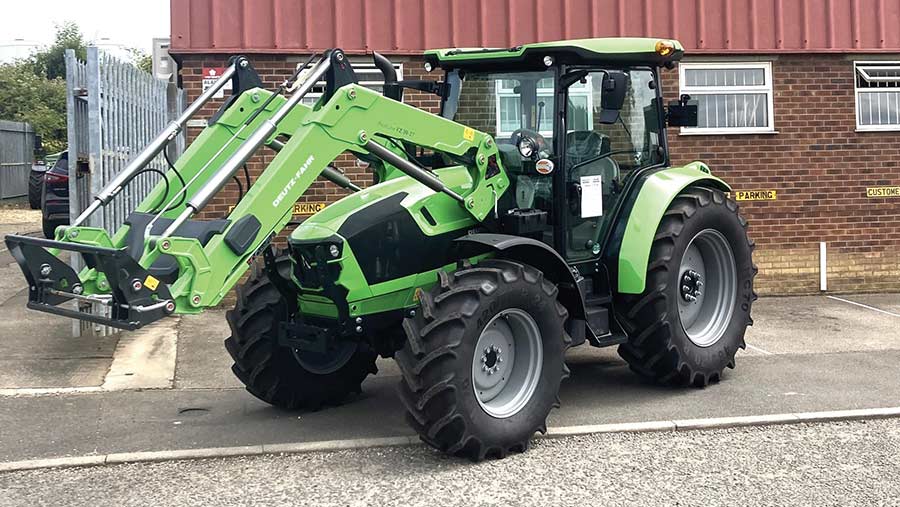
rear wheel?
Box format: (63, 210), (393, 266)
(615, 186), (756, 387)
(28, 171), (43, 209)
(42, 218), (64, 239)
(397, 259), (570, 460)
(225, 251), (377, 410)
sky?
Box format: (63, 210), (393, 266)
(0, 0), (169, 59)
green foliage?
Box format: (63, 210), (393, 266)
(30, 21), (87, 80)
(0, 62), (67, 152)
(127, 48), (153, 74)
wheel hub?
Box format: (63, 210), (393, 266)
(680, 269), (704, 303)
(480, 345), (504, 375)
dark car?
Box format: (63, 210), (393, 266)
(41, 152), (69, 239)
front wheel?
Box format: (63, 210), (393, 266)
(396, 259), (570, 461)
(615, 186), (756, 387)
(225, 251), (378, 410)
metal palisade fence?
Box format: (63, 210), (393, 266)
(0, 120), (34, 199)
(64, 47), (187, 335)
(65, 47), (186, 232)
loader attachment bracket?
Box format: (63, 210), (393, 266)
(4, 235), (176, 331)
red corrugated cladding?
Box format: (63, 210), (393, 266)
(170, 0), (900, 55)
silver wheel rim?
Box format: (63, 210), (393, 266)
(292, 341), (357, 375)
(677, 229), (738, 348)
(472, 309), (543, 419)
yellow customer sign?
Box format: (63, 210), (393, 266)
(866, 187), (900, 198)
(735, 190), (777, 201)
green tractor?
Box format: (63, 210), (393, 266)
(5, 38), (756, 460)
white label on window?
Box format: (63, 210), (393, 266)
(580, 175), (603, 218)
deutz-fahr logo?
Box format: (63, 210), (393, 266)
(273, 155), (316, 207)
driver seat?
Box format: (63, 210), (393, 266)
(565, 131), (618, 196)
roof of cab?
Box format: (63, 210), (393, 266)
(424, 37), (684, 71)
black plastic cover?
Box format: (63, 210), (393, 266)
(224, 214), (261, 255)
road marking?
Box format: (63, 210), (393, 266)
(826, 295), (900, 318)
(745, 343), (774, 356)
(0, 386), (104, 397)
(2, 407), (900, 473)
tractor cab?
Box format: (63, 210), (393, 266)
(425, 38), (697, 262)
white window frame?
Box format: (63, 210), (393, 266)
(678, 61), (776, 135)
(300, 59), (404, 106)
(494, 78), (593, 138)
(854, 61), (900, 132)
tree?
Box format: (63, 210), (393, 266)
(127, 48), (153, 74)
(30, 21), (87, 80)
(0, 63), (68, 152)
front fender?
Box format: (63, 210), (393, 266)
(616, 163), (730, 294)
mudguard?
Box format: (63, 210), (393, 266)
(455, 233), (585, 321)
(616, 163), (730, 294)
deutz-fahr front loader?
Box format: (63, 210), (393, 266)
(5, 38), (756, 460)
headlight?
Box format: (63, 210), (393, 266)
(518, 137), (536, 158)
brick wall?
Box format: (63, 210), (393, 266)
(664, 55), (900, 295)
(176, 53), (900, 296)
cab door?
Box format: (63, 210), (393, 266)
(560, 68), (665, 262)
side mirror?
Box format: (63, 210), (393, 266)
(667, 94), (699, 127)
(599, 71), (628, 124)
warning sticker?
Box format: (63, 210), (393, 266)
(463, 127), (475, 141)
(293, 202), (327, 215)
(144, 275), (160, 291)
(866, 187), (900, 198)
(735, 190), (777, 201)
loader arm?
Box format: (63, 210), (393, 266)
(137, 82), (507, 312)
(4, 49), (507, 330)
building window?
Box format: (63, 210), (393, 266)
(678, 62), (775, 134)
(855, 62), (900, 131)
(494, 77), (592, 137)
(300, 59), (403, 106)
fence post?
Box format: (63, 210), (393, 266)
(85, 47), (103, 230)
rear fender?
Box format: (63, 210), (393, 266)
(614, 163), (730, 294)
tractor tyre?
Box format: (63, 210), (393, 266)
(28, 171), (43, 209)
(225, 251), (378, 410)
(615, 186), (756, 387)
(397, 259), (570, 460)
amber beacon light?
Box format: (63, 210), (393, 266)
(655, 40), (676, 56)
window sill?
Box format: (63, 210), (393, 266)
(678, 129), (779, 136)
(856, 127), (900, 133)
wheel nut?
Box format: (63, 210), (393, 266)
(682, 285), (691, 293)
(696, 280), (703, 288)
(695, 290), (702, 297)
(482, 365), (488, 371)
(39, 264), (52, 277)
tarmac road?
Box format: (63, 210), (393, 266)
(2, 418), (899, 506)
